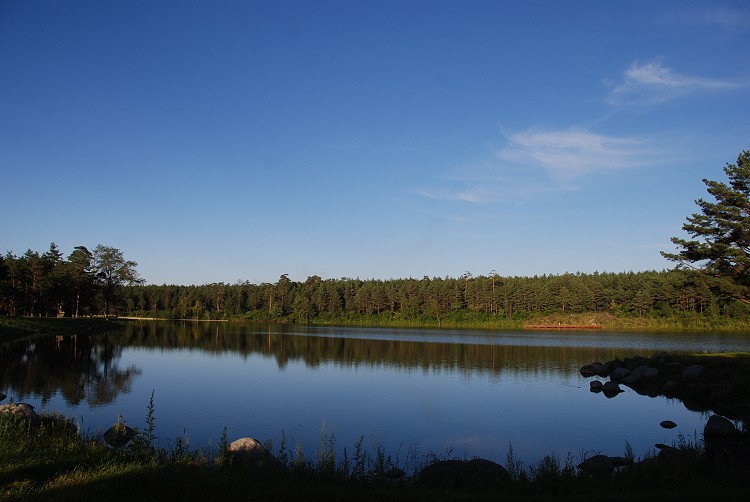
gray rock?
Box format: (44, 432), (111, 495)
(0, 402), (40, 427)
(228, 437), (271, 464)
(704, 415), (737, 438)
(643, 367), (660, 379)
(419, 458), (509, 488)
(682, 364), (705, 379)
(660, 420), (677, 429)
(622, 365), (649, 385)
(577, 455), (615, 475)
(103, 417), (138, 448)
(580, 364), (598, 377)
(609, 367), (630, 382)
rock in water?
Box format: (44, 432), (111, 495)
(660, 420), (677, 429)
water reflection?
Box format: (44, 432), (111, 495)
(4, 321), (748, 409)
(0, 333), (140, 407)
(2, 321), (749, 466)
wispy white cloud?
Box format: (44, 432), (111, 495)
(677, 6), (750, 30)
(420, 127), (664, 204)
(606, 60), (746, 107)
(498, 128), (654, 180)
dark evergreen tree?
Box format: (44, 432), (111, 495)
(663, 150), (750, 305)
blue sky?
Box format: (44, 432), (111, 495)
(2, 0), (749, 285)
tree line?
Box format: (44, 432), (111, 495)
(0, 243), (141, 318)
(120, 269), (748, 324)
(3, 149), (749, 324)
(2, 246), (748, 324)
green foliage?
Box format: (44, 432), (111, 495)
(664, 150), (750, 304)
(115, 269), (750, 329)
(0, 243), (140, 318)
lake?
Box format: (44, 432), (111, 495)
(2, 321), (749, 468)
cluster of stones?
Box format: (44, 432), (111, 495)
(577, 414), (749, 475)
(579, 353), (728, 406)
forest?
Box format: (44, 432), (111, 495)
(3, 152), (749, 327)
(2, 242), (749, 326)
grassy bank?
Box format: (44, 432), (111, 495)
(0, 317), (126, 343)
(120, 310), (750, 332)
(1, 406), (748, 501)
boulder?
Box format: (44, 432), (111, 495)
(643, 367), (660, 379)
(0, 402), (40, 428)
(419, 458), (509, 489)
(704, 415), (738, 438)
(228, 437), (271, 465)
(580, 364), (598, 377)
(622, 356), (647, 371)
(682, 365), (706, 379)
(609, 367), (630, 382)
(577, 455), (615, 475)
(622, 365), (649, 385)
(103, 417), (138, 448)
(590, 380), (603, 392)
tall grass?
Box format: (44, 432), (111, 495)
(2, 395), (749, 501)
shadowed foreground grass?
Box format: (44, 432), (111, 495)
(1, 410), (749, 502)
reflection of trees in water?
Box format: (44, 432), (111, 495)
(115, 321), (630, 376)
(0, 333), (140, 407)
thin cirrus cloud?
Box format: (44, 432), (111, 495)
(606, 60), (745, 107)
(498, 128), (655, 180)
(420, 128), (657, 204)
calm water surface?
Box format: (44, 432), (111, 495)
(2, 321), (749, 467)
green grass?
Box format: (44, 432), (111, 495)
(0, 316), (125, 343)
(2, 407), (749, 502)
